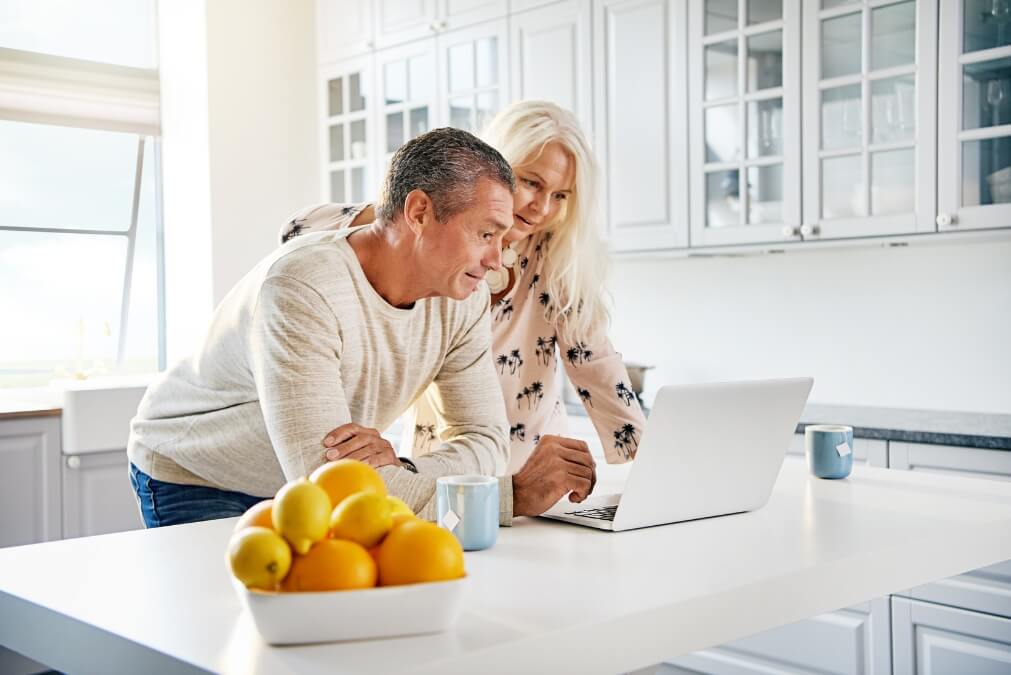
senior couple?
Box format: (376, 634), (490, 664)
(127, 101), (645, 527)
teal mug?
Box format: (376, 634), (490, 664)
(805, 424), (854, 479)
(436, 475), (499, 551)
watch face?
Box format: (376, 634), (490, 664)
(501, 246), (518, 268)
(485, 267), (508, 293)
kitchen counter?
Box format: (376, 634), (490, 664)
(2, 458), (1010, 674)
(566, 401), (1011, 450)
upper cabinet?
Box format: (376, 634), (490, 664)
(802, 0), (938, 240)
(318, 0), (375, 64)
(375, 0), (508, 49)
(937, 0), (1011, 231)
(594, 0), (689, 251)
(689, 0), (802, 247)
(321, 56), (376, 204)
(376, 38), (440, 166)
(510, 0), (593, 129)
(439, 19), (510, 134)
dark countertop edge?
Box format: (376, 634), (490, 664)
(794, 422), (1011, 451)
(564, 402), (1011, 451)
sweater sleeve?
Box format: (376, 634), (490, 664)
(405, 292), (513, 524)
(557, 327), (647, 464)
(248, 274), (352, 480)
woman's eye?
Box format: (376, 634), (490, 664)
(554, 193), (568, 201)
(524, 178), (539, 189)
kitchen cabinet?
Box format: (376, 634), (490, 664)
(317, 0), (375, 64)
(510, 0), (593, 128)
(801, 0), (937, 240)
(375, 0), (507, 49)
(61, 450), (141, 539)
(321, 55), (376, 204)
(892, 597), (1011, 674)
(667, 597), (892, 675)
(438, 19), (509, 134)
(689, 0), (802, 247)
(0, 417), (61, 548)
(937, 0), (1011, 233)
(593, 0), (689, 251)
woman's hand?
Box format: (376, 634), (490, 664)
(321, 423), (400, 468)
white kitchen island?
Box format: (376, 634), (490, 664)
(1, 457), (1010, 675)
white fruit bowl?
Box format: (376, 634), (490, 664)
(231, 575), (468, 645)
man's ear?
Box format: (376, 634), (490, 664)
(402, 190), (434, 236)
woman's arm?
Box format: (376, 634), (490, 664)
(557, 330), (647, 464)
(278, 202), (375, 244)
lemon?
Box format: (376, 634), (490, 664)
(329, 491), (393, 548)
(227, 526), (292, 591)
(387, 495), (414, 517)
(310, 459), (386, 510)
(272, 478), (331, 554)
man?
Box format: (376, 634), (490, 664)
(128, 127), (596, 527)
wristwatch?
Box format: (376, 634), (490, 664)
(398, 457), (419, 473)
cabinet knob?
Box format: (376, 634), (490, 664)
(430, 20), (447, 32)
(66, 456), (81, 469)
(781, 225), (799, 237)
(800, 223), (819, 237)
(936, 213), (955, 227)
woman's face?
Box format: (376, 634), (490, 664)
(506, 141), (575, 244)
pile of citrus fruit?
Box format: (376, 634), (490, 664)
(227, 459), (465, 592)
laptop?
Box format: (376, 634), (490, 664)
(540, 377), (814, 532)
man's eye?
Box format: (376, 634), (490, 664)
(483, 232), (495, 241)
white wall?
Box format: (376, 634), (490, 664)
(158, 0), (319, 362)
(606, 238), (1011, 415)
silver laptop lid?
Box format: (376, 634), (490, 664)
(612, 377), (813, 531)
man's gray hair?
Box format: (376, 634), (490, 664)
(376, 127), (515, 224)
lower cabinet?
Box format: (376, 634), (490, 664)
(892, 597), (1011, 674)
(62, 450), (142, 539)
(0, 417), (62, 548)
(665, 598), (892, 675)
(788, 433), (889, 468)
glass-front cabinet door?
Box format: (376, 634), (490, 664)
(938, 0), (1011, 231)
(321, 56), (374, 205)
(690, 0), (802, 247)
(802, 0), (937, 240)
(376, 39), (439, 166)
(438, 20), (509, 134)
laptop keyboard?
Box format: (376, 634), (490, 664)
(565, 505), (618, 521)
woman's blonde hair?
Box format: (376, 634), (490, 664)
(481, 100), (610, 345)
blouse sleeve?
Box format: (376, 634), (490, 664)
(278, 202), (373, 244)
(556, 327), (647, 464)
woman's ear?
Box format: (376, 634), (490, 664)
(402, 189), (434, 236)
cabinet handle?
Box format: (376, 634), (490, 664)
(936, 213), (955, 227)
(430, 20), (447, 32)
(66, 456), (81, 469)
(800, 223), (819, 237)
(781, 225), (799, 237)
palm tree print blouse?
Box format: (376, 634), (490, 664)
(279, 202), (647, 474)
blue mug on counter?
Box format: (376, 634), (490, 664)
(805, 424), (854, 479)
(436, 475), (499, 551)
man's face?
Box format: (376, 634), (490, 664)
(422, 178), (513, 301)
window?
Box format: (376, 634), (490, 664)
(0, 1), (162, 388)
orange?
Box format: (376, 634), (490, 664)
(376, 520), (465, 586)
(329, 492), (393, 548)
(233, 499), (274, 532)
(280, 539), (377, 592)
(310, 459), (387, 509)
(390, 512), (415, 529)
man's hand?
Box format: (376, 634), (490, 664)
(322, 423), (400, 469)
(512, 435), (597, 517)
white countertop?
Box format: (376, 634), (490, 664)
(2, 458), (1011, 675)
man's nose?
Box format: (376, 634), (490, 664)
(485, 243), (503, 270)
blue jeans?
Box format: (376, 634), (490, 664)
(130, 463), (263, 528)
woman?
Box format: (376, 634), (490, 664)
(281, 101), (645, 473)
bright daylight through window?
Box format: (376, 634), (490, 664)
(0, 0), (162, 387)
